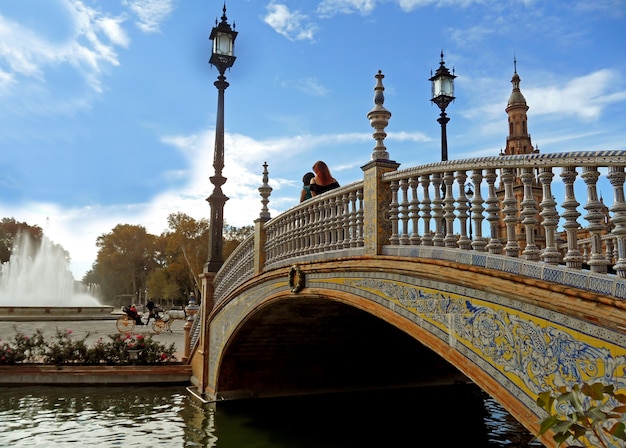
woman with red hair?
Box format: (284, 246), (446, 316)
(309, 160), (340, 197)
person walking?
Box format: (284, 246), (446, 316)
(309, 161), (340, 197)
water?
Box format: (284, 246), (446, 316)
(0, 384), (544, 447)
(0, 234), (100, 307)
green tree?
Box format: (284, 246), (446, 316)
(0, 218), (43, 263)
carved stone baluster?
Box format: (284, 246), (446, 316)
(389, 179), (400, 245)
(285, 213), (294, 258)
(335, 194), (345, 248)
(342, 193), (351, 248)
(455, 170), (470, 250)
(538, 167), (561, 264)
(409, 176), (421, 245)
(348, 190), (357, 247)
(501, 168), (520, 257)
(559, 167), (582, 269)
(520, 167), (539, 261)
(432, 173), (444, 247)
(307, 204), (316, 255)
(420, 174), (433, 246)
(470, 170), (487, 252)
(324, 198), (334, 252)
(314, 200), (324, 253)
(607, 166), (626, 277)
(582, 166), (608, 273)
(399, 178), (410, 245)
(299, 208), (308, 254)
(327, 196), (337, 250)
(443, 171), (457, 248)
(484, 169), (502, 254)
(356, 189), (364, 246)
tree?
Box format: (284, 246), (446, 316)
(147, 213), (209, 303)
(91, 224), (157, 305)
(0, 218), (43, 263)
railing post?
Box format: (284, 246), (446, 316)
(363, 70), (400, 255)
(362, 160), (400, 254)
(255, 162), (272, 274)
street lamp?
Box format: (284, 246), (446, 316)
(466, 183), (474, 241)
(205, 4), (237, 273)
(429, 51), (456, 162)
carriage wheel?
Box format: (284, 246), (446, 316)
(152, 319), (167, 334)
(116, 315), (135, 333)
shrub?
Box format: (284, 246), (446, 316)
(0, 327), (177, 366)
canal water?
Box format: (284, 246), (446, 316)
(0, 384), (544, 447)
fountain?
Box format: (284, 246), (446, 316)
(0, 233), (114, 320)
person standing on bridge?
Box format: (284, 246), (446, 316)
(309, 161), (340, 196)
(300, 172), (315, 202)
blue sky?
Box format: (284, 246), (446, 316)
(1, 0), (625, 279)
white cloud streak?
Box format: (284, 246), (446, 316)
(122, 0), (176, 33)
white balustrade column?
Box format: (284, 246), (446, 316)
(455, 170), (470, 250)
(485, 169), (503, 254)
(432, 173), (444, 247)
(582, 166), (608, 273)
(409, 177), (421, 245)
(560, 166), (582, 269)
(470, 169), (487, 251)
(520, 167), (539, 261)
(502, 168), (520, 258)
(538, 167), (561, 264)
(608, 166), (626, 277)
(420, 174), (433, 246)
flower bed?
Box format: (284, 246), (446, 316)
(0, 327), (177, 366)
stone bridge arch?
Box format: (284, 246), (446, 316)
(200, 257), (626, 440)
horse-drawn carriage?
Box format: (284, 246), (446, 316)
(116, 305), (187, 334)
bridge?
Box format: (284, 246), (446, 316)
(183, 74), (626, 446)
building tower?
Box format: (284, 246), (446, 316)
(503, 58), (537, 156)
(497, 60), (545, 251)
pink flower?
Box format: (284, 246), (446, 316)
(160, 353), (167, 360)
(66, 330), (73, 335)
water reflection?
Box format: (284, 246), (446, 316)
(0, 384), (542, 447)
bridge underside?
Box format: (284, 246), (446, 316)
(216, 297), (469, 400)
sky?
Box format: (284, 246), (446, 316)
(1, 0), (625, 279)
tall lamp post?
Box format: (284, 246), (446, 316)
(429, 51), (456, 162)
(205, 5), (237, 273)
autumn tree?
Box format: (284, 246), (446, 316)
(147, 213), (209, 304)
(89, 224), (157, 306)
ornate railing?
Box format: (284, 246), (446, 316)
(264, 182), (364, 266)
(383, 151), (626, 277)
(211, 150), (626, 308)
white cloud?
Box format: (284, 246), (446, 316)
(525, 69), (626, 121)
(264, 3), (318, 41)
(122, 0), (176, 33)
(278, 77), (330, 96)
(317, 0), (379, 16)
(0, 1), (129, 97)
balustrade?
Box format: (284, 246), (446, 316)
(213, 151), (626, 307)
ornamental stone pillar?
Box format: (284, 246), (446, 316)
(363, 71), (399, 255)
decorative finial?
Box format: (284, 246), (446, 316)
(367, 70), (391, 161)
(514, 53), (517, 73)
(258, 162), (272, 220)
